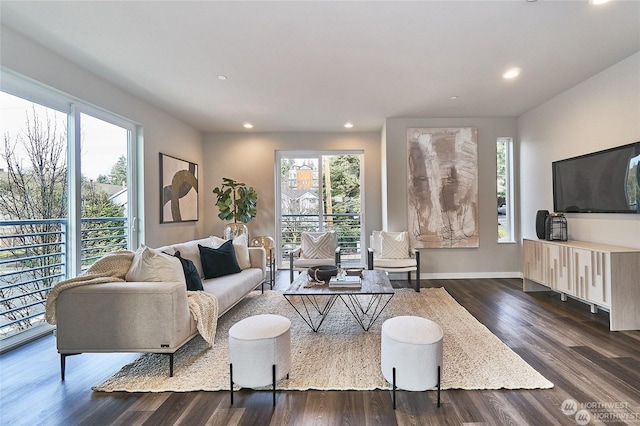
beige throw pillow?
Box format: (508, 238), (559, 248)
(301, 231), (336, 259)
(125, 245), (186, 284)
(380, 231), (410, 259)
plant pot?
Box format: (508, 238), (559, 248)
(224, 222), (249, 240)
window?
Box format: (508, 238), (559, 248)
(276, 151), (364, 267)
(497, 138), (514, 242)
(0, 71), (139, 349)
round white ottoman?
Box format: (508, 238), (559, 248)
(381, 315), (443, 409)
(228, 314), (291, 406)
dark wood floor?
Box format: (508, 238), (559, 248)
(2, 272), (640, 426)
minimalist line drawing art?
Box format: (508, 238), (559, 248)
(407, 127), (478, 248)
(160, 153), (198, 223)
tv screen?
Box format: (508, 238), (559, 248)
(552, 142), (640, 214)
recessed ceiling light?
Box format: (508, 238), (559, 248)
(590, 0), (611, 5)
(503, 68), (521, 79)
(450, 96), (459, 100)
(344, 122), (354, 128)
(217, 75), (227, 81)
(243, 122), (254, 129)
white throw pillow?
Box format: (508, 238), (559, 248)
(380, 231), (410, 259)
(210, 234), (251, 269)
(301, 232), (336, 259)
(171, 237), (214, 278)
(125, 245), (186, 284)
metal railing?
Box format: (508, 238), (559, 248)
(280, 213), (362, 267)
(0, 217), (127, 343)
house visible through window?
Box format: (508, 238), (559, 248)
(276, 151), (364, 268)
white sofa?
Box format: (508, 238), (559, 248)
(55, 237), (266, 379)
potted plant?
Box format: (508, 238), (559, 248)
(213, 177), (258, 239)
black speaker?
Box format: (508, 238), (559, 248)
(536, 210), (549, 239)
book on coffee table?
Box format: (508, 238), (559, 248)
(329, 275), (362, 288)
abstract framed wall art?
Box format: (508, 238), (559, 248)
(160, 153), (198, 223)
(407, 127), (478, 248)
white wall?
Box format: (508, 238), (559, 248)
(383, 117), (521, 278)
(202, 132), (381, 255)
(519, 52), (640, 249)
(0, 26), (205, 247)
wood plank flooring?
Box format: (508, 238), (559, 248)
(2, 273), (640, 425)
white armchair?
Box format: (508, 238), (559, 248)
(367, 231), (421, 292)
(289, 231), (341, 282)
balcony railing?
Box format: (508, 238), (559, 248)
(280, 213), (362, 267)
(0, 217), (127, 347)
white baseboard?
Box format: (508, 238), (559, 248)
(386, 272), (523, 280)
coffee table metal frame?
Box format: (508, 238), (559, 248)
(283, 270), (394, 332)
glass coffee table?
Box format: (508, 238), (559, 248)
(283, 269), (395, 332)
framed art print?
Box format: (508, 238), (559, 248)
(160, 153), (198, 223)
(407, 127), (478, 248)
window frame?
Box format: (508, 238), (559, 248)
(497, 137), (515, 243)
(1, 70), (140, 276)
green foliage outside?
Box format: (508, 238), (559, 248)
(0, 106), (127, 336)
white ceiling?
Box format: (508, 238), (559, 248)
(1, 1), (639, 133)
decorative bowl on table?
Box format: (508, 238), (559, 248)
(307, 265), (338, 284)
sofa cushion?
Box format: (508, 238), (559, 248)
(173, 251), (204, 291)
(202, 268), (264, 314)
(210, 235), (251, 270)
(199, 241), (241, 279)
(171, 237), (215, 278)
(125, 245), (185, 284)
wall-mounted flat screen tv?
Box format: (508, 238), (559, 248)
(552, 142), (640, 214)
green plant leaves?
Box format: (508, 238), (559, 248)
(212, 177), (258, 223)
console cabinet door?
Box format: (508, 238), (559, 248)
(587, 251), (610, 308)
(573, 248), (592, 300)
(546, 244), (572, 295)
(523, 239), (545, 284)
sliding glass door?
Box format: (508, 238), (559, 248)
(276, 151), (364, 268)
(0, 79), (137, 349)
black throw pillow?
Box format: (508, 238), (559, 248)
(199, 241), (241, 279)
(172, 251), (204, 291)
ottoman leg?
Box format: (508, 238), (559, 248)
(437, 365), (441, 408)
(272, 364), (276, 406)
(392, 367), (397, 410)
(230, 363), (234, 405)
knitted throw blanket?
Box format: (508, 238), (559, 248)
(187, 290), (218, 346)
(45, 250), (135, 325)
(44, 250), (219, 346)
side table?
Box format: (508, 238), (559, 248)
(251, 236), (275, 289)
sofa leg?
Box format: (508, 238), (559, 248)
(60, 353), (80, 381)
(60, 354), (66, 381)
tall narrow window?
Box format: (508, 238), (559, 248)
(497, 138), (514, 242)
(78, 113), (130, 270)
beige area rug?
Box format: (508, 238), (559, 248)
(93, 288), (553, 392)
